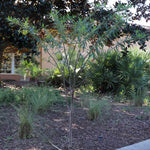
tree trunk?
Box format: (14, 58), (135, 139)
(68, 87), (74, 149)
(68, 104), (72, 149)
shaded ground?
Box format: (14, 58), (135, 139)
(1, 100), (150, 150)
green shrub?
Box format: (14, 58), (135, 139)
(88, 50), (120, 93)
(47, 67), (87, 88)
(129, 85), (147, 106)
(46, 69), (64, 87)
(114, 88), (127, 103)
(88, 100), (111, 121)
(80, 93), (91, 108)
(0, 86), (64, 111)
(15, 87), (33, 105)
(88, 48), (150, 105)
(16, 59), (50, 82)
(80, 91), (96, 108)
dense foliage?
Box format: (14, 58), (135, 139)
(46, 49), (87, 87)
(88, 48), (150, 105)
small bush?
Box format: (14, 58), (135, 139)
(80, 93), (91, 108)
(15, 87), (33, 105)
(0, 86), (64, 112)
(88, 100), (111, 121)
(88, 50), (121, 93)
(129, 85), (147, 106)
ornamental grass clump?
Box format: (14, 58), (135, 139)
(17, 107), (33, 139)
(27, 87), (63, 113)
(88, 100), (111, 121)
(80, 91), (96, 108)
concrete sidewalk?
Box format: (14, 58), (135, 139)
(116, 139), (150, 150)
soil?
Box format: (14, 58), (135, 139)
(1, 81), (150, 150)
(1, 99), (150, 150)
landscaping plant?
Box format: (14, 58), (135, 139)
(88, 99), (111, 121)
(17, 107), (33, 139)
(27, 87), (62, 113)
(0, 88), (16, 105)
(89, 48), (150, 106)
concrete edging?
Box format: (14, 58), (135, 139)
(116, 139), (150, 150)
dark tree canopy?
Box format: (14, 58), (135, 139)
(0, 0), (90, 53)
(0, 0), (149, 56)
(0, 0), (52, 53)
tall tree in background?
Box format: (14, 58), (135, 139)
(0, 0), (149, 60)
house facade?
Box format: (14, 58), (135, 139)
(0, 46), (33, 81)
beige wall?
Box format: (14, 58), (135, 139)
(41, 49), (51, 69)
(41, 47), (58, 69)
(41, 40), (150, 69)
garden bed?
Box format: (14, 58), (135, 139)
(0, 100), (150, 150)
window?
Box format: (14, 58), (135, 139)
(0, 53), (22, 74)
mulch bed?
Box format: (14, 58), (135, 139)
(1, 100), (150, 150)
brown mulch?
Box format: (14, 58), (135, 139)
(0, 80), (37, 89)
(1, 100), (150, 150)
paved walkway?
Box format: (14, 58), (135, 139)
(116, 139), (150, 150)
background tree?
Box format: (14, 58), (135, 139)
(95, 0), (149, 22)
(92, 1), (149, 55)
(0, 0), (149, 64)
